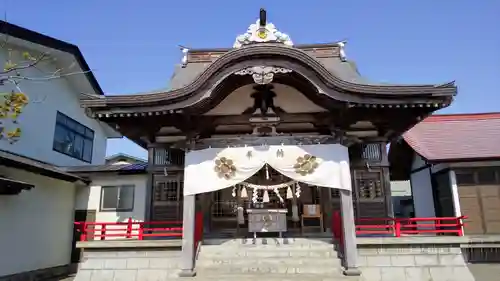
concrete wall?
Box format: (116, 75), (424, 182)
(0, 166), (76, 277)
(391, 180), (412, 197)
(357, 242), (475, 281)
(75, 174), (148, 230)
(0, 44), (108, 166)
(391, 181), (413, 217)
(76, 247), (181, 281)
(410, 155), (436, 218)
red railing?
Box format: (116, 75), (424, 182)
(332, 211), (467, 247)
(75, 212), (204, 247)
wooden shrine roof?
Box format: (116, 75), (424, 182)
(80, 43), (457, 113)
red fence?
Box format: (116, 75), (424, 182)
(332, 211), (467, 247)
(75, 212), (203, 247)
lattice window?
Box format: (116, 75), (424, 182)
(153, 177), (183, 202)
(355, 171), (383, 199)
(362, 143), (382, 162)
(211, 190), (237, 218)
(455, 167), (500, 185)
(152, 148), (185, 166)
(152, 175), (183, 221)
(349, 143), (382, 162)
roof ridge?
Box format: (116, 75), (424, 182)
(424, 112), (500, 122)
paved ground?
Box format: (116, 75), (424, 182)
(467, 264), (500, 281)
(54, 264), (500, 280)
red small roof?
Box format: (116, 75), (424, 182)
(403, 112), (500, 161)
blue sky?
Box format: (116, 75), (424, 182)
(3, 0), (499, 160)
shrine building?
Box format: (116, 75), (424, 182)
(79, 9), (457, 277)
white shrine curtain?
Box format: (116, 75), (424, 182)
(183, 144), (351, 196)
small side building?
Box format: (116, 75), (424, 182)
(389, 112), (500, 235)
(69, 156), (148, 240)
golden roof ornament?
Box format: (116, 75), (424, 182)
(233, 8), (293, 48)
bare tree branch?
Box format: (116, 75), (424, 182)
(3, 69), (92, 82)
(0, 52), (47, 74)
(0, 26), (94, 143)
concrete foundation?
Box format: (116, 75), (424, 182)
(74, 240), (182, 281)
(356, 236), (479, 281)
(73, 236), (500, 281)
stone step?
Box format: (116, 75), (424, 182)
(201, 244), (338, 252)
(197, 264), (344, 275)
(200, 246), (339, 258)
(197, 256), (342, 267)
(191, 273), (361, 281)
(201, 244), (337, 250)
(197, 238), (344, 278)
(199, 250), (340, 259)
(202, 237), (333, 247)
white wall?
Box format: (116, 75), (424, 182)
(391, 180), (412, 197)
(75, 174), (148, 222)
(0, 166), (76, 277)
(0, 45), (108, 166)
(410, 154), (436, 218)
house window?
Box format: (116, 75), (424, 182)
(455, 172), (475, 185)
(100, 185), (135, 211)
(455, 167), (500, 185)
(476, 168), (497, 184)
(53, 111), (94, 162)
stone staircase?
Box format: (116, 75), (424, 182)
(194, 237), (360, 281)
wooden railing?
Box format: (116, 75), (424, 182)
(75, 212), (204, 247)
(332, 211), (467, 248)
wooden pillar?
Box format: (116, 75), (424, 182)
(340, 189), (361, 276)
(382, 167), (394, 218)
(380, 142), (394, 218)
(144, 146), (155, 223)
(179, 194), (196, 277)
(321, 187), (333, 231)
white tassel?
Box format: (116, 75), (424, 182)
(241, 186), (248, 198)
(252, 187), (258, 203)
(263, 190), (270, 203)
(295, 183), (302, 198)
(237, 206), (245, 224)
(274, 187), (284, 202)
(286, 186), (293, 199)
(265, 164), (270, 180)
(231, 186), (236, 197)
(292, 204), (300, 222)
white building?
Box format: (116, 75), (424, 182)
(0, 20), (119, 280)
(69, 155), (148, 241)
(389, 112), (500, 235)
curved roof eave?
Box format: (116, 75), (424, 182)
(80, 44), (457, 108)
